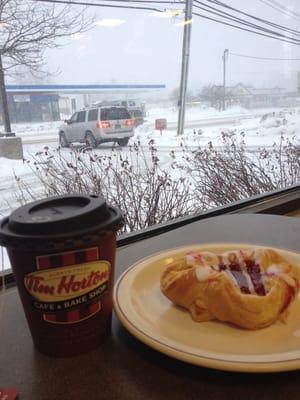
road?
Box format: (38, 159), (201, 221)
(18, 113), (258, 145)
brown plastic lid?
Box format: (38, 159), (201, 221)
(0, 194), (123, 250)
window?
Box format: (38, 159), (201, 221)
(69, 112), (78, 123)
(101, 107), (130, 121)
(88, 109), (98, 121)
(0, 0), (299, 275)
(132, 110), (142, 118)
(77, 111), (86, 123)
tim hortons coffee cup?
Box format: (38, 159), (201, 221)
(0, 194), (123, 357)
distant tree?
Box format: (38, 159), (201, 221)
(0, 0), (94, 133)
(169, 87), (193, 106)
(199, 84), (223, 110)
(199, 84), (238, 111)
(11, 66), (55, 85)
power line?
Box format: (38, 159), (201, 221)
(204, 0), (300, 36)
(267, 0), (300, 19)
(229, 52), (300, 61)
(192, 11), (300, 46)
(94, 0), (181, 3)
(257, 0), (300, 22)
(36, 0), (178, 4)
(34, 0), (165, 12)
(193, 1), (300, 41)
(34, 0), (300, 46)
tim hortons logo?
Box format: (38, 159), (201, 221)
(24, 261), (110, 302)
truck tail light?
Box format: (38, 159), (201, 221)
(125, 119), (134, 126)
(96, 120), (111, 129)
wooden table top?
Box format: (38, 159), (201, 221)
(1, 214), (300, 400)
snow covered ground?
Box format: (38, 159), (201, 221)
(0, 104), (299, 271)
(146, 104), (282, 122)
(137, 106), (300, 147)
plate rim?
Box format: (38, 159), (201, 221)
(113, 243), (300, 373)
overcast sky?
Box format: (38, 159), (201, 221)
(44, 0), (300, 93)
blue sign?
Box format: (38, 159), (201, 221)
(30, 94), (59, 103)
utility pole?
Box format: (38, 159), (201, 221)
(177, 0), (193, 136)
(0, 50), (12, 134)
(222, 48), (229, 111)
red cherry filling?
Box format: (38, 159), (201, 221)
(245, 260), (266, 296)
(220, 260), (265, 296)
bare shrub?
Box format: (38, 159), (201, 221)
(260, 133), (300, 188)
(177, 132), (299, 208)
(14, 141), (198, 233)
(14, 133), (299, 233)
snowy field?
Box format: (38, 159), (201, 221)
(138, 107), (300, 148)
(0, 104), (299, 271)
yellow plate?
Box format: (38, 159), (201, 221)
(113, 243), (300, 373)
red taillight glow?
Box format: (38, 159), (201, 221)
(125, 119), (134, 126)
(96, 120), (111, 129)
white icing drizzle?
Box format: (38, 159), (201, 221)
(243, 273), (256, 294)
(186, 253), (199, 267)
(218, 251), (238, 287)
(186, 252), (220, 272)
(195, 266), (215, 282)
(187, 252), (220, 282)
(224, 269), (239, 287)
(267, 265), (296, 288)
(236, 251), (256, 294)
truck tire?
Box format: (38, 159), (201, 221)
(117, 138), (129, 146)
(59, 132), (69, 148)
(85, 132), (97, 148)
